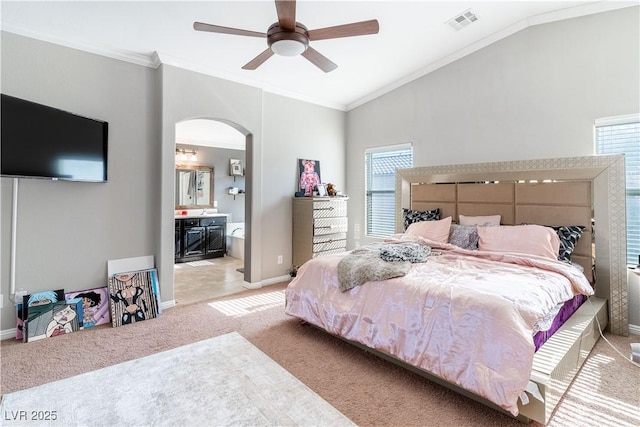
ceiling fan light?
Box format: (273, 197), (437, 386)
(271, 39), (306, 56)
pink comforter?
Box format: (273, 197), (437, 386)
(284, 236), (594, 415)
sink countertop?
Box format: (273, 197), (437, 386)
(174, 212), (230, 219)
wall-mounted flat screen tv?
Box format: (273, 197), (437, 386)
(1, 94), (108, 182)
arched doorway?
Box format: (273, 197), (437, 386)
(173, 118), (251, 304)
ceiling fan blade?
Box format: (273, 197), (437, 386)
(308, 19), (379, 41)
(242, 48), (275, 70)
(193, 22), (266, 38)
(275, 0), (296, 31)
(301, 47), (337, 73)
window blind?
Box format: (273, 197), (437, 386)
(595, 118), (639, 266)
(365, 146), (413, 237)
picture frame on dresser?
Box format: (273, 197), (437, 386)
(316, 184), (327, 197)
(298, 159), (321, 196)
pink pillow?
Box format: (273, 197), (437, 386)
(405, 216), (452, 243)
(459, 214), (501, 226)
(477, 225), (560, 260)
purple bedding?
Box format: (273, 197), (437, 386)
(533, 294), (587, 351)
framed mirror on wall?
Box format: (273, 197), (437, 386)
(175, 165), (214, 209)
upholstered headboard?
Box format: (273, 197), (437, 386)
(395, 155), (628, 336)
(409, 180), (594, 282)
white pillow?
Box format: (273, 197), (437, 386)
(459, 214), (501, 226)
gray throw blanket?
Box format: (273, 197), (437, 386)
(337, 245), (410, 292)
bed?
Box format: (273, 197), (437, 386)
(284, 155), (627, 424)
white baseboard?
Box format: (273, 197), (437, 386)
(262, 275), (292, 286)
(1, 328), (17, 341)
(161, 300), (176, 310)
(1, 276), (292, 340)
(243, 275), (291, 290)
(0, 301), (176, 341)
(3, 317), (637, 341)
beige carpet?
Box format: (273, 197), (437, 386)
(1, 332), (354, 426)
(2, 283), (639, 427)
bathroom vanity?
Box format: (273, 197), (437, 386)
(175, 214), (227, 262)
(174, 162), (227, 262)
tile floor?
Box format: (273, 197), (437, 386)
(174, 255), (246, 305)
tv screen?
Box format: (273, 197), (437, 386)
(1, 94), (108, 182)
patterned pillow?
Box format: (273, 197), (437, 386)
(402, 208), (440, 231)
(551, 225), (586, 263)
(448, 224), (480, 250)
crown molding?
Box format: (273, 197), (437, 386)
(1, 23), (157, 68)
(3, 2), (635, 112)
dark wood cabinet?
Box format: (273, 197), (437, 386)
(175, 216), (226, 262)
(184, 226), (206, 257)
(175, 220), (182, 259)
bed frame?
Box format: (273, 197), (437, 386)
(402, 179), (605, 423)
(386, 154), (627, 423)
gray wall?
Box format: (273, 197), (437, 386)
(0, 35), (347, 331)
(1, 32), (160, 329)
(158, 68), (346, 289)
(2, 7), (638, 331)
(158, 64), (264, 302)
(261, 92), (346, 277)
(346, 7), (639, 325)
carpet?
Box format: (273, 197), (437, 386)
(0, 332), (355, 427)
(2, 284), (638, 427)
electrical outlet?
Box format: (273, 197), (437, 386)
(14, 288), (28, 306)
(277, 255), (283, 265)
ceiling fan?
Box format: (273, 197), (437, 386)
(193, 0), (379, 73)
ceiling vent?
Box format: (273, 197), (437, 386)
(447, 9), (478, 31)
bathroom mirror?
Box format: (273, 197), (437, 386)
(175, 165), (214, 209)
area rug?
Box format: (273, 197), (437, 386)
(0, 332), (355, 427)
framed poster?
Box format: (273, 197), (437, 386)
(66, 287), (110, 328)
(298, 159), (321, 196)
(108, 268), (160, 328)
(230, 159), (243, 176)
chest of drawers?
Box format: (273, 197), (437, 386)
(292, 197), (348, 267)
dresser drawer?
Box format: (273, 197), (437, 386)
(200, 217), (226, 227)
(313, 238), (346, 254)
(313, 233), (347, 244)
(313, 200), (347, 218)
(313, 248), (348, 258)
(314, 217), (348, 235)
(183, 218), (201, 227)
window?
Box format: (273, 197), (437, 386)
(365, 144), (413, 237)
(595, 115), (639, 266)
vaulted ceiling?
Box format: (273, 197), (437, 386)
(2, 1), (635, 110)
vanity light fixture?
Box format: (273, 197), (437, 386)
(175, 148), (197, 162)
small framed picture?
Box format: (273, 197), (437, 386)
(317, 184), (327, 197)
(230, 159), (243, 176)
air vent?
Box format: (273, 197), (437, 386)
(447, 9), (478, 31)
